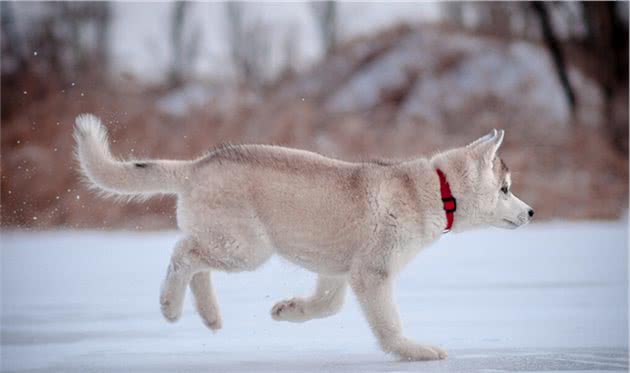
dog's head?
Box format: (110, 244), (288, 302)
(436, 129), (533, 231)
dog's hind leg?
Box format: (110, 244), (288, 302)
(160, 237), (206, 322)
(162, 226), (272, 326)
(160, 220), (273, 326)
(271, 275), (346, 322)
(190, 271), (222, 331)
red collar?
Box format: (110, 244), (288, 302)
(436, 169), (456, 233)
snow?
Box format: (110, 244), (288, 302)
(336, 2), (441, 40)
(325, 32), (431, 112)
(324, 29), (577, 128)
(322, 29), (586, 130)
(1, 221), (628, 372)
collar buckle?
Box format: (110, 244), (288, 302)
(441, 196), (457, 213)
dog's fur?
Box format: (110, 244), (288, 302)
(74, 114), (533, 361)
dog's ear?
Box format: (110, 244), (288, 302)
(469, 129), (504, 164)
(466, 129), (497, 148)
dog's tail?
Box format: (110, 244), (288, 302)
(74, 114), (191, 198)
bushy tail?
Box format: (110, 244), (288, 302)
(74, 114), (190, 198)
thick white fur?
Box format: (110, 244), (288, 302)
(74, 115), (532, 361)
(74, 114), (191, 200)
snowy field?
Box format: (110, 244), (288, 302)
(1, 222), (628, 372)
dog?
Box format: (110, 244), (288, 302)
(74, 114), (533, 361)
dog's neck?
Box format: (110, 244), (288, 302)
(391, 156), (455, 238)
(427, 148), (475, 233)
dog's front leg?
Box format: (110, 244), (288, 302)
(350, 249), (447, 361)
(271, 275), (346, 322)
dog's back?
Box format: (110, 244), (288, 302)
(183, 144), (381, 273)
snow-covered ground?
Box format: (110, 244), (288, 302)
(1, 222), (628, 372)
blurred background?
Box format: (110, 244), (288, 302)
(1, 1), (628, 230)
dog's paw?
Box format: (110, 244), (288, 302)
(399, 344), (448, 361)
(197, 305), (222, 331)
(271, 298), (308, 322)
(194, 298), (222, 332)
(160, 296), (182, 322)
(388, 337), (448, 361)
(427, 345), (448, 360)
(201, 314), (222, 332)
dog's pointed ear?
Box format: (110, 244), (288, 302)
(466, 129), (497, 149)
(470, 129), (504, 163)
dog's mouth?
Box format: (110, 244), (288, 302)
(502, 219), (519, 228)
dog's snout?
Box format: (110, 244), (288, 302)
(528, 209), (534, 218)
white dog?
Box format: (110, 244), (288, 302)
(74, 114), (533, 361)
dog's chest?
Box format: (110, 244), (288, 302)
(386, 216), (442, 272)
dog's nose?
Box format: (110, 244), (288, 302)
(528, 209), (534, 217)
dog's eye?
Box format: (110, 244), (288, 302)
(501, 186), (509, 194)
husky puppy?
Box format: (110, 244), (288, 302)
(74, 114), (533, 361)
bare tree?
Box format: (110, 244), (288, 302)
(311, 1), (337, 56)
(168, 2), (202, 88)
(57, 2), (111, 78)
(1, 1), (27, 119)
(470, 2), (516, 35)
(170, 1), (189, 87)
(92, 2), (111, 78)
(442, 2), (465, 28)
(531, 2), (576, 112)
(1, 2), (111, 119)
(1, 2), (24, 66)
(531, 1), (627, 152)
(224, 2), (272, 88)
(439, 1), (628, 152)
(278, 23), (299, 80)
(579, 1), (628, 153)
